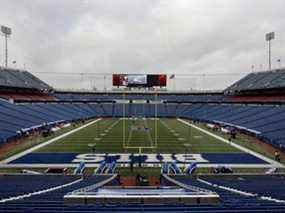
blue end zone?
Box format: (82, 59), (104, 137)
(10, 153), (78, 164)
(9, 152), (269, 164)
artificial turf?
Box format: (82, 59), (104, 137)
(36, 118), (240, 154)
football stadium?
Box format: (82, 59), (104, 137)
(1, 1), (285, 212)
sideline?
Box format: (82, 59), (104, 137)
(177, 118), (284, 168)
(0, 118), (101, 164)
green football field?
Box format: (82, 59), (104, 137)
(36, 118), (241, 154)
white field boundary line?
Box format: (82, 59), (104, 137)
(0, 177), (83, 203)
(177, 118), (284, 168)
(0, 118), (102, 164)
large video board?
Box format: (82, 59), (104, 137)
(113, 74), (167, 87)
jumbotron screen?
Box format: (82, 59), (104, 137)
(113, 74), (167, 87)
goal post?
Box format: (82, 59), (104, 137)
(122, 92), (159, 153)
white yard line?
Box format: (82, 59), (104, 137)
(0, 118), (102, 164)
(177, 118), (284, 168)
(108, 119), (121, 129)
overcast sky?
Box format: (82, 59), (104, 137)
(0, 0), (285, 90)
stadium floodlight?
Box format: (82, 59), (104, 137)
(1, 25), (12, 67)
(265, 32), (275, 70)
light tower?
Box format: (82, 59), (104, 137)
(265, 32), (275, 70)
(1, 26), (12, 67)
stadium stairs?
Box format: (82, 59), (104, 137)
(1, 174), (285, 212)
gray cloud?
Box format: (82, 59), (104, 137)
(0, 0), (284, 90)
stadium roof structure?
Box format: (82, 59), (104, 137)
(0, 67), (52, 91)
(225, 68), (285, 94)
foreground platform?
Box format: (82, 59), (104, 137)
(64, 186), (220, 205)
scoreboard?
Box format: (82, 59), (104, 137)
(113, 74), (167, 87)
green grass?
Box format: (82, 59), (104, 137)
(37, 118), (240, 154)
